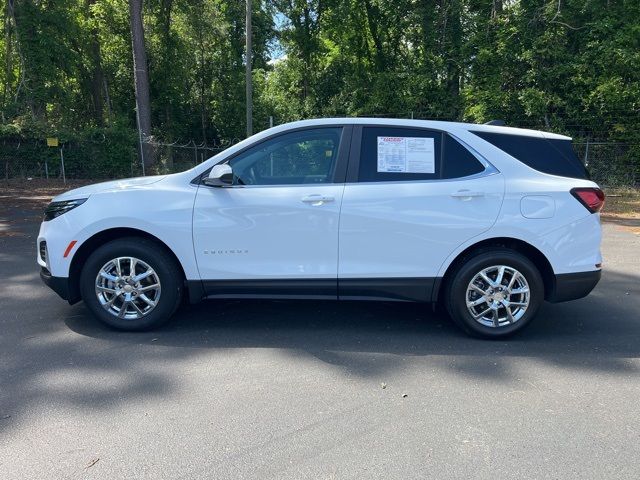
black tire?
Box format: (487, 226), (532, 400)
(79, 237), (183, 331)
(444, 249), (544, 339)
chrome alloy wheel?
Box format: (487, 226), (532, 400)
(465, 265), (530, 328)
(95, 257), (161, 320)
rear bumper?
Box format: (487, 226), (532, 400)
(547, 270), (601, 303)
(40, 267), (70, 301)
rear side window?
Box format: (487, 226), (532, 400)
(358, 127), (442, 182)
(442, 135), (485, 179)
(471, 131), (588, 179)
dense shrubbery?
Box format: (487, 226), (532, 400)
(1, 119), (138, 179)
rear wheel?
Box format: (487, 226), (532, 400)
(80, 237), (183, 331)
(444, 249), (544, 338)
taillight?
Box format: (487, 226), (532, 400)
(571, 187), (605, 213)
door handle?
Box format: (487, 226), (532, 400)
(301, 194), (334, 205)
(450, 190), (485, 199)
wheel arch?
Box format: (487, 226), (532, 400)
(434, 237), (555, 303)
(67, 227), (189, 304)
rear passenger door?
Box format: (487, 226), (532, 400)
(338, 125), (505, 301)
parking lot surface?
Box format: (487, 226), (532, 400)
(1, 203), (639, 479)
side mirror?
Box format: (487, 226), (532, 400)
(203, 164), (233, 187)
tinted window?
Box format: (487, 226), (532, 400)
(442, 135), (485, 178)
(471, 131), (589, 179)
(229, 128), (342, 185)
(358, 127), (442, 182)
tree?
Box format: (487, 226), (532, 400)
(129, 0), (152, 169)
(0, 0), (637, 180)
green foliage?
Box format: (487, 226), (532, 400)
(63, 122), (138, 178)
(0, 119), (137, 179)
(0, 0), (638, 178)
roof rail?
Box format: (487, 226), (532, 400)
(484, 120), (506, 126)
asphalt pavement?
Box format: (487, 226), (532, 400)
(1, 202), (639, 479)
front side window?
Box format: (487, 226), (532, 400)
(358, 127), (442, 182)
(229, 127), (343, 185)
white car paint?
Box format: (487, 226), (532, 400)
(192, 183), (344, 280)
(38, 175), (201, 279)
(338, 173), (505, 280)
(37, 118), (602, 305)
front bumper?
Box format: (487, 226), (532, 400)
(547, 269), (602, 303)
(40, 267), (70, 301)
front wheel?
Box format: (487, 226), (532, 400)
(80, 237), (183, 331)
(444, 249), (544, 338)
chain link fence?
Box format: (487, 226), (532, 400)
(1, 137), (140, 181)
(1, 135), (639, 188)
(573, 142), (640, 188)
(0, 137), (236, 181)
(142, 139), (237, 175)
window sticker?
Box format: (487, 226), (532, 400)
(377, 136), (435, 173)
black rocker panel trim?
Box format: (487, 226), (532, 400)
(338, 277), (436, 302)
(190, 277), (438, 303)
(201, 279), (337, 299)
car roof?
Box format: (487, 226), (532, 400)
(273, 117), (572, 140)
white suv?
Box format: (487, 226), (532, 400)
(37, 118), (604, 338)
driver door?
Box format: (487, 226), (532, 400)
(192, 126), (350, 298)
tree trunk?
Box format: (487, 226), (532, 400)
(129, 0), (153, 170)
(492, 0), (502, 18)
(3, 3), (13, 108)
(362, 0), (385, 72)
(6, 0), (27, 108)
(245, 0), (252, 137)
(444, 0), (462, 119)
(86, 0), (105, 126)
(160, 0), (172, 132)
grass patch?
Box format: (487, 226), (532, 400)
(602, 188), (640, 219)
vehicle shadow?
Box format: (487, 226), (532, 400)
(64, 268), (640, 378)
(2, 212), (639, 437)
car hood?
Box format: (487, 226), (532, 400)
(52, 175), (167, 202)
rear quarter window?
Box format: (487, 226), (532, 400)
(442, 134), (485, 179)
(471, 131), (589, 180)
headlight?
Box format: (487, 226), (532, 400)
(44, 198), (87, 221)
